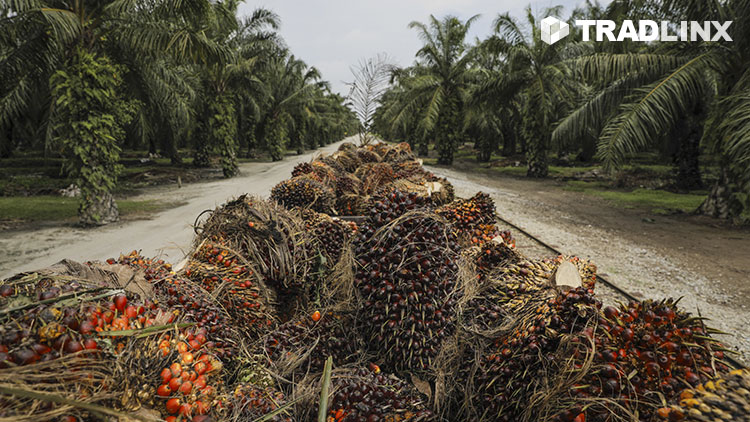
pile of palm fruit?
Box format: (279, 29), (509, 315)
(0, 141), (744, 421)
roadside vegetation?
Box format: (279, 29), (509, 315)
(375, 0), (750, 224)
(0, 1), (358, 226)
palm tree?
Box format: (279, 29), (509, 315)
(554, 0), (750, 220)
(255, 51), (323, 161)
(191, 4), (281, 177)
(384, 14), (480, 165)
(478, 6), (579, 177)
(0, 0), (225, 224)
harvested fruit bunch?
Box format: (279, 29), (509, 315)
(292, 161), (314, 177)
(549, 299), (730, 422)
(364, 188), (428, 228)
(306, 216), (356, 265)
(355, 148), (382, 164)
(113, 252), (241, 359)
(327, 365), (436, 422)
(334, 173), (364, 215)
(195, 196), (321, 302)
(473, 240), (522, 279)
(319, 155), (347, 175)
(265, 310), (362, 375)
(271, 176), (335, 213)
(468, 287), (600, 422)
(151, 330), (226, 421)
(356, 162), (396, 194)
(331, 150), (362, 173)
(110, 250), (174, 281)
(437, 192), (497, 244)
(230, 384), (293, 421)
(659, 369), (750, 422)
(0, 273), (167, 370)
(381, 142), (417, 164)
(183, 242), (276, 340)
(354, 211), (459, 372)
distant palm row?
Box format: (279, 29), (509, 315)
(0, 1), (357, 224)
(374, 0), (750, 221)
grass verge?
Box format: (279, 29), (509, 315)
(563, 181), (706, 214)
(0, 196), (168, 223)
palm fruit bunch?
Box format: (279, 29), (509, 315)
(264, 310), (362, 374)
(150, 330), (226, 422)
(467, 287), (601, 422)
(230, 384), (294, 421)
(381, 142), (417, 164)
(113, 252), (241, 360)
(658, 369), (750, 422)
(271, 176), (335, 213)
(437, 192), (497, 245)
(354, 210), (459, 373)
(355, 148), (382, 164)
(551, 299), (731, 422)
(356, 162), (395, 194)
(304, 215), (356, 265)
(334, 173), (364, 215)
(326, 365), (436, 422)
(292, 162), (314, 177)
(331, 150), (362, 173)
(183, 242), (276, 340)
(363, 188), (428, 228)
(319, 155), (347, 175)
(195, 196), (321, 307)
(109, 249), (174, 280)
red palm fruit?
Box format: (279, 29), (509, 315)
(160, 368), (172, 383)
(179, 380), (193, 395)
(157, 384), (172, 397)
(83, 339), (98, 350)
(113, 295), (127, 313)
(165, 398), (181, 414)
(168, 377), (182, 391)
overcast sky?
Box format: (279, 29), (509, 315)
(238, 1), (608, 96)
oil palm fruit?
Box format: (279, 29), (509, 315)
(554, 299), (731, 422)
(265, 311), (362, 374)
(326, 366), (435, 422)
(468, 287), (600, 422)
(658, 369), (750, 421)
(271, 176), (335, 213)
(364, 188), (428, 228)
(437, 192), (497, 245)
(183, 242), (276, 340)
(354, 209), (459, 373)
(230, 384), (293, 421)
(292, 162), (314, 177)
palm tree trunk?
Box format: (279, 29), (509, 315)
(80, 191), (119, 226)
(698, 165), (743, 220)
(0, 122), (12, 158)
(672, 106), (704, 191)
(525, 115), (549, 178)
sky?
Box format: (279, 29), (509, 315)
(238, 1), (607, 96)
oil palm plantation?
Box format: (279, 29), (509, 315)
(0, 0), (226, 224)
(553, 0), (750, 220)
(383, 14), (480, 165)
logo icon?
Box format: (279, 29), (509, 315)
(541, 16), (569, 45)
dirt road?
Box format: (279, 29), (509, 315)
(0, 138), (352, 279)
(427, 166), (750, 365)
